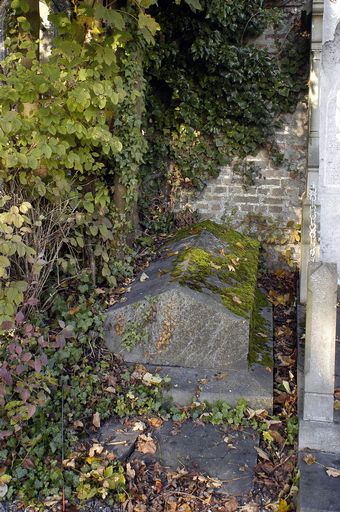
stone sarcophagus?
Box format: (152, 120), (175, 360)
(105, 221), (263, 372)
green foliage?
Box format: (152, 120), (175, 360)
(286, 415), (298, 446)
(0, 279), (172, 505)
(0, 0), (159, 326)
(0, 195), (32, 325)
(140, 0), (309, 227)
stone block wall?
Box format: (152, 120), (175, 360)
(176, 1), (310, 265)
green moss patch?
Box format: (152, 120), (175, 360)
(248, 289), (273, 367)
(171, 220), (259, 319)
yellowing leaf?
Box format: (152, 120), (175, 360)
(303, 453), (316, 465)
(142, 372), (162, 386)
(262, 430), (274, 444)
(85, 456), (101, 464)
(276, 499), (291, 512)
(138, 12), (160, 34)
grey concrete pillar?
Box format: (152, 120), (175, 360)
(304, 262), (337, 422)
(300, 1), (323, 303)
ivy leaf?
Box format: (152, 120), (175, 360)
(94, 4), (125, 30)
(137, 0), (157, 7)
(183, 0), (203, 11)
(138, 12), (160, 33)
(11, 0), (29, 12)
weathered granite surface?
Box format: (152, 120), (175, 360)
(105, 221), (259, 372)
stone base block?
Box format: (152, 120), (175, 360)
(303, 392), (334, 422)
(143, 363), (273, 410)
(299, 420), (340, 453)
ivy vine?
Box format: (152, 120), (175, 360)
(139, 0), (310, 229)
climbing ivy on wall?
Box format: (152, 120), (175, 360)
(0, 0), (309, 325)
(139, 0), (310, 230)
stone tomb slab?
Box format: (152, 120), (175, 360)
(132, 420), (259, 497)
(105, 221), (261, 373)
(298, 450), (340, 512)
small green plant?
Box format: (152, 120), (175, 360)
(286, 415), (298, 446)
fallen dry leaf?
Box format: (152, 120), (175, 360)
(210, 261), (222, 270)
(0, 484), (8, 498)
(303, 453), (316, 465)
(148, 417), (163, 429)
(326, 467), (340, 477)
(89, 443), (104, 457)
(239, 504), (259, 512)
(136, 433), (157, 454)
(68, 305), (80, 316)
(178, 505), (191, 512)
(232, 295), (242, 305)
(154, 478), (162, 493)
(132, 421), (146, 431)
(126, 462), (135, 479)
(255, 446), (270, 461)
(223, 496), (238, 512)
(140, 272), (149, 282)
(92, 412), (100, 429)
(73, 420), (84, 429)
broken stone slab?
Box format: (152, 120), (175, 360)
(97, 418), (144, 461)
(298, 450), (340, 512)
(131, 420), (259, 496)
(105, 221), (260, 372)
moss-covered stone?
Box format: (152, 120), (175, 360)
(105, 220), (266, 372)
(171, 220), (259, 319)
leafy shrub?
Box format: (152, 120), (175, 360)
(140, 0), (309, 226)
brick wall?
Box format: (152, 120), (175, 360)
(176, 1), (309, 265)
(183, 101), (307, 225)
